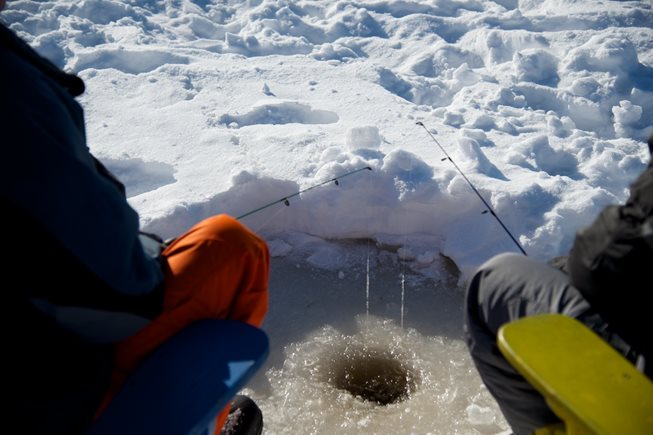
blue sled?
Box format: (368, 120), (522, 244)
(87, 319), (269, 435)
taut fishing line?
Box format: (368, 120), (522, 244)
(399, 165), (413, 329)
(416, 121), (527, 256)
(251, 202), (287, 234)
(363, 164), (376, 323)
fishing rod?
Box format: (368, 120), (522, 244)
(236, 166), (373, 220)
(416, 121), (527, 256)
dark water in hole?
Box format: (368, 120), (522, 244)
(328, 347), (417, 405)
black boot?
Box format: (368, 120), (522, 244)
(220, 395), (263, 435)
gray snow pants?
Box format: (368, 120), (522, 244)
(464, 253), (636, 435)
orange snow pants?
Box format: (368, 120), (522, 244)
(102, 214), (269, 433)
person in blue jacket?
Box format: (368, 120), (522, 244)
(1, 4), (269, 434)
(2, 17), (161, 432)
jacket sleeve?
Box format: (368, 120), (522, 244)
(568, 157), (653, 357)
(1, 41), (163, 297)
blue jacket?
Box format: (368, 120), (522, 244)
(1, 23), (164, 434)
(1, 25), (163, 301)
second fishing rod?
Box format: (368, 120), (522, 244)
(416, 121), (527, 256)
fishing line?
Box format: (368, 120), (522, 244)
(251, 202), (287, 234)
(364, 168), (374, 322)
(366, 245), (370, 321)
(416, 121), (527, 256)
(236, 166), (373, 221)
(399, 166), (413, 329)
(400, 270), (405, 329)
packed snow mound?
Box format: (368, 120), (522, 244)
(6, 0), (652, 278)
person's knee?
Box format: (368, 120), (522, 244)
(477, 252), (527, 275)
(465, 253), (525, 310)
(465, 253), (533, 335)
(200, 214), (269, 257)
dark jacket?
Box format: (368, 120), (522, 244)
(1, 24), (164, 434)
(569, 137), (653, 363)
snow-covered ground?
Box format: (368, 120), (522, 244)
(5, 0), (652, 433)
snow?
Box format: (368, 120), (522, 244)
(4, 0), (652, 433)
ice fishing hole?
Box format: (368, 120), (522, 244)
(327, 346), (417, 405)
